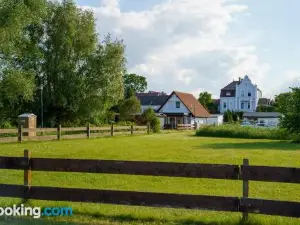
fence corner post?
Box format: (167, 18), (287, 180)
(111, 123), (114, 137)
(57, 125), (61, 140)
(131, 124), (134, 135)
(242, 158), (249, 221)
(87, 123), (91, 139)
(18, 125), (23, 143)
(147, 122), (150, 134)
(23, 149), (31, 202)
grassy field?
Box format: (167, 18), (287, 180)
(0, 131), (299, 225)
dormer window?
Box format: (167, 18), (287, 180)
(226, 91), (231, 96)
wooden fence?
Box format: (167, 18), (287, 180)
(0, 124), (150, 143)
(177, 124), (196, 130)
(0, 150), (299, 219)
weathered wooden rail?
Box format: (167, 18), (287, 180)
(0, 124), (150, 143)
(0, 150), (299, 219)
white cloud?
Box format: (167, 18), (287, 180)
(80, 0), (273, 98)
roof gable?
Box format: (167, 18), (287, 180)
(157, 91), (210, 117)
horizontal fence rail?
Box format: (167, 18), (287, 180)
(0, 124), (150, 143)
(0, 150), (299, 219)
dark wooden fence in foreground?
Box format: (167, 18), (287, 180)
(0, 124), (149, 143)
(0, 150), (299, 219)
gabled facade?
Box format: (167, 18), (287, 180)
(220, 75), (262, 113)
(157, 91), (210, 128)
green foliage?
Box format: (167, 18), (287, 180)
(142, 108), (160, 133)
(119, 96), (141, 121)
(0, 0), (126, 127)
(232, 111), (238, 122)
(277, 88), (300, 134)
(124, 73), (147, 97)
(223, 110), (233, 123)
(256, 105), (276, 112)
(196, 125), (291, 140)
(236, 111), (244, 121)
(198, 92), (212, 108)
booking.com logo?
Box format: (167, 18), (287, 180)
(0, 204), (72, 219)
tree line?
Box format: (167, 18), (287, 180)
(0, 0), (148, 128)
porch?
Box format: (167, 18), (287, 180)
(163, 113), (192, 129)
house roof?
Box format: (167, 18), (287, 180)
(221, 81), (239, 91)
(158, 91), (210, 118)
(243, 112), (281, 118)
(136, 95), (169, 106)
(258, 98), (271, 105)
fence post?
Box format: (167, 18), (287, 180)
(87, 123), (91, 139)
(147, 123), (150, 134)
(57, 125), (61, 140)
(111, 123), (114, 137)
(18, 125), (23, 143)
(242, 158), (249, 221)
(23, 149), (31, 202)
(131, 125), (134, 135)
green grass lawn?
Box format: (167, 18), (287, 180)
(0, 131), (299, 225)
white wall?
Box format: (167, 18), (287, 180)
(207, 115), (223, 125)
(258, 117), (279, 126)
(159, 94), (190, 113)
(220, 97), (235, 113)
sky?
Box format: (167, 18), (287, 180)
(73, 0), (300, 99)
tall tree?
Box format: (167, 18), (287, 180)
(275, 89), (300, 133)
(0, 0), (126, 126)
(198, 92), (213, 109)
(119, 96), (141, 121)
(124, 73), (147, 97)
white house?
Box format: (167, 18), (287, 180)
(243, 112), (281, 126)
(220, 75), (262, 113)
(157, 91), (210, 129)
(207, 114), (224, 126)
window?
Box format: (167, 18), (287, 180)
(241, 102), (244, 109)
(248, 102), (250, 109)
(175, 101), (180, 108)
(224, 102), (227, 109)
(241, 90), (245, 97)
(248, 92), (251, 97)
(226, 91), (231, 96)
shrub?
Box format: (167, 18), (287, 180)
(196, 124), (292, 140)
(142, 108), (160, 133)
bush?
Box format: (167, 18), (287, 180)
(151, 117), (160, 133)
(196, 124), (292, 140)
(142, 108), (160, 133)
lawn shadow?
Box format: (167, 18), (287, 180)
(197, 141), (300, 151)
(0, 212), (267, 225)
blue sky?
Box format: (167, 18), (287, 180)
(74, 0), (300, 98)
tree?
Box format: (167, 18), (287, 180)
(198, 92), (213, 109)
(0, 0), (126, 126)
(275, 89), (300, 133)
(232, 111), (238, 122)
(223, 110), (233, 123)
(119, 96), (141, 121)
(124, 73), (147, 97)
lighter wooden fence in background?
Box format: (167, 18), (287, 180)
(0, 150), (299, 219)
(0, 124), (150, 143)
